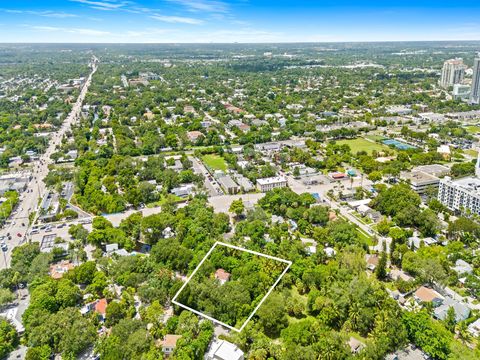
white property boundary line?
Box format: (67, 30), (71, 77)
(172, 241), (292, 332)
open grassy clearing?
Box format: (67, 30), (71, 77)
(202, 154), (228, 171)
(335, 137), (390, 155)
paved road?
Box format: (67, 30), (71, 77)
(0, 57), (98, 269)
(208, 193), (265, 214)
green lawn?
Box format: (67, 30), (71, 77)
(365, 134), (386, 142)
(466, 125), (480, 134)
(335, 137), (390, 155)
(357, 228), (376, 246)
(464, 149), (478, 157)
(449, 340), (478, 360)
(202, 154), (228, 171)
(146, 194), (184, 208)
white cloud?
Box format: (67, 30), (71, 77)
(70, 0), (129, 11)
(3, 9), (78, 18)
(166, 0), (229, 13)
(150, 14), (203, 25)
(31, 26), (111, 36)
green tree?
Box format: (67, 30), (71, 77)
(229, 199), (245, 218)
(0, 318), (18, 359)
(375, 251), (387, 280)
(257, 293), (288, 337)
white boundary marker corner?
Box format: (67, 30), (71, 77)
(171, 241), (292, 332)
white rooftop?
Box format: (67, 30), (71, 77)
(256, 176), (287, 185)
(207, 340), (244, 360)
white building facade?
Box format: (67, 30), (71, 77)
(440, 58), (466, 88)
(256, 176), (288, 192)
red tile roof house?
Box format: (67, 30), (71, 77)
(159, 334), (182, 356)
(95, 298), (108, 321)
(414, 286), (444, 307)
(81, 298), (108, 322)
(214, 269), (231, 285)
(49, 260), (75, 279)
(187, 131), (203, 142)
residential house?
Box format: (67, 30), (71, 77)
(414, 286), (444, 306)
(408, 236), (437, 249)
(348, 337), (365, 354)
(187, 131), (203, 142)
(95, 298), (108, 321)
(234, 174), (254, 192)
(452, 259), (473, 275)
(214, 269), (230, 285)
(389, 269), (414, 282)
(206, 339), (244, 360)
(433, 297), (470, 322)
(160, 334), (182, 356)
(81, 298), (107, 322)
(468, 318), (480, 337)
(365, 254), (379, 271)
(49, 260), (75, 279)
(218, 175), (240, 195)
(171, 184), (195, 198)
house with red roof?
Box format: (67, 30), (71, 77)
(214, 269), (231, 285)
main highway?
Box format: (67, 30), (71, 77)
(0, 56), (98, 269)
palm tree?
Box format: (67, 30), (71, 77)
(456, 321), (472, 345)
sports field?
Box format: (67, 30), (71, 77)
(202, 154), (228, 171)
(335, 137), (389, 154)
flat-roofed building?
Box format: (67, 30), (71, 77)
(401, 171), (440, 194)
(218, 175), (239, 194)
(413, 164), (450, 178)
(256, 176), (287, 192)
(207, 339), (244, 360)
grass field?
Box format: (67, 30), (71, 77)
(464, 149), (478, 157)
(365, 134), (386, 142)
(335, 137), (389, 155)
(466, 125), (480, 134)
(202, 154), (228, 171)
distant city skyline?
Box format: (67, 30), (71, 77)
(1, 0), (480, 43)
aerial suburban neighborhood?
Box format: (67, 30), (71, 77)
(1, 1), (480, 360)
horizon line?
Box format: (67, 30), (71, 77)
(1, 39), (480, 45)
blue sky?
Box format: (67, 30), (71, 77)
(1, 0), (480, 43)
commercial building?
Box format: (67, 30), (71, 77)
(470, 52), (480, 105)
(413, 164), (450, 178)
(0, 172), (31, 195)
(401, 171), (440, 194)
(39, 191), (60, 222)
(439, 58), (466, 88)
(256, 176), (287, 192)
